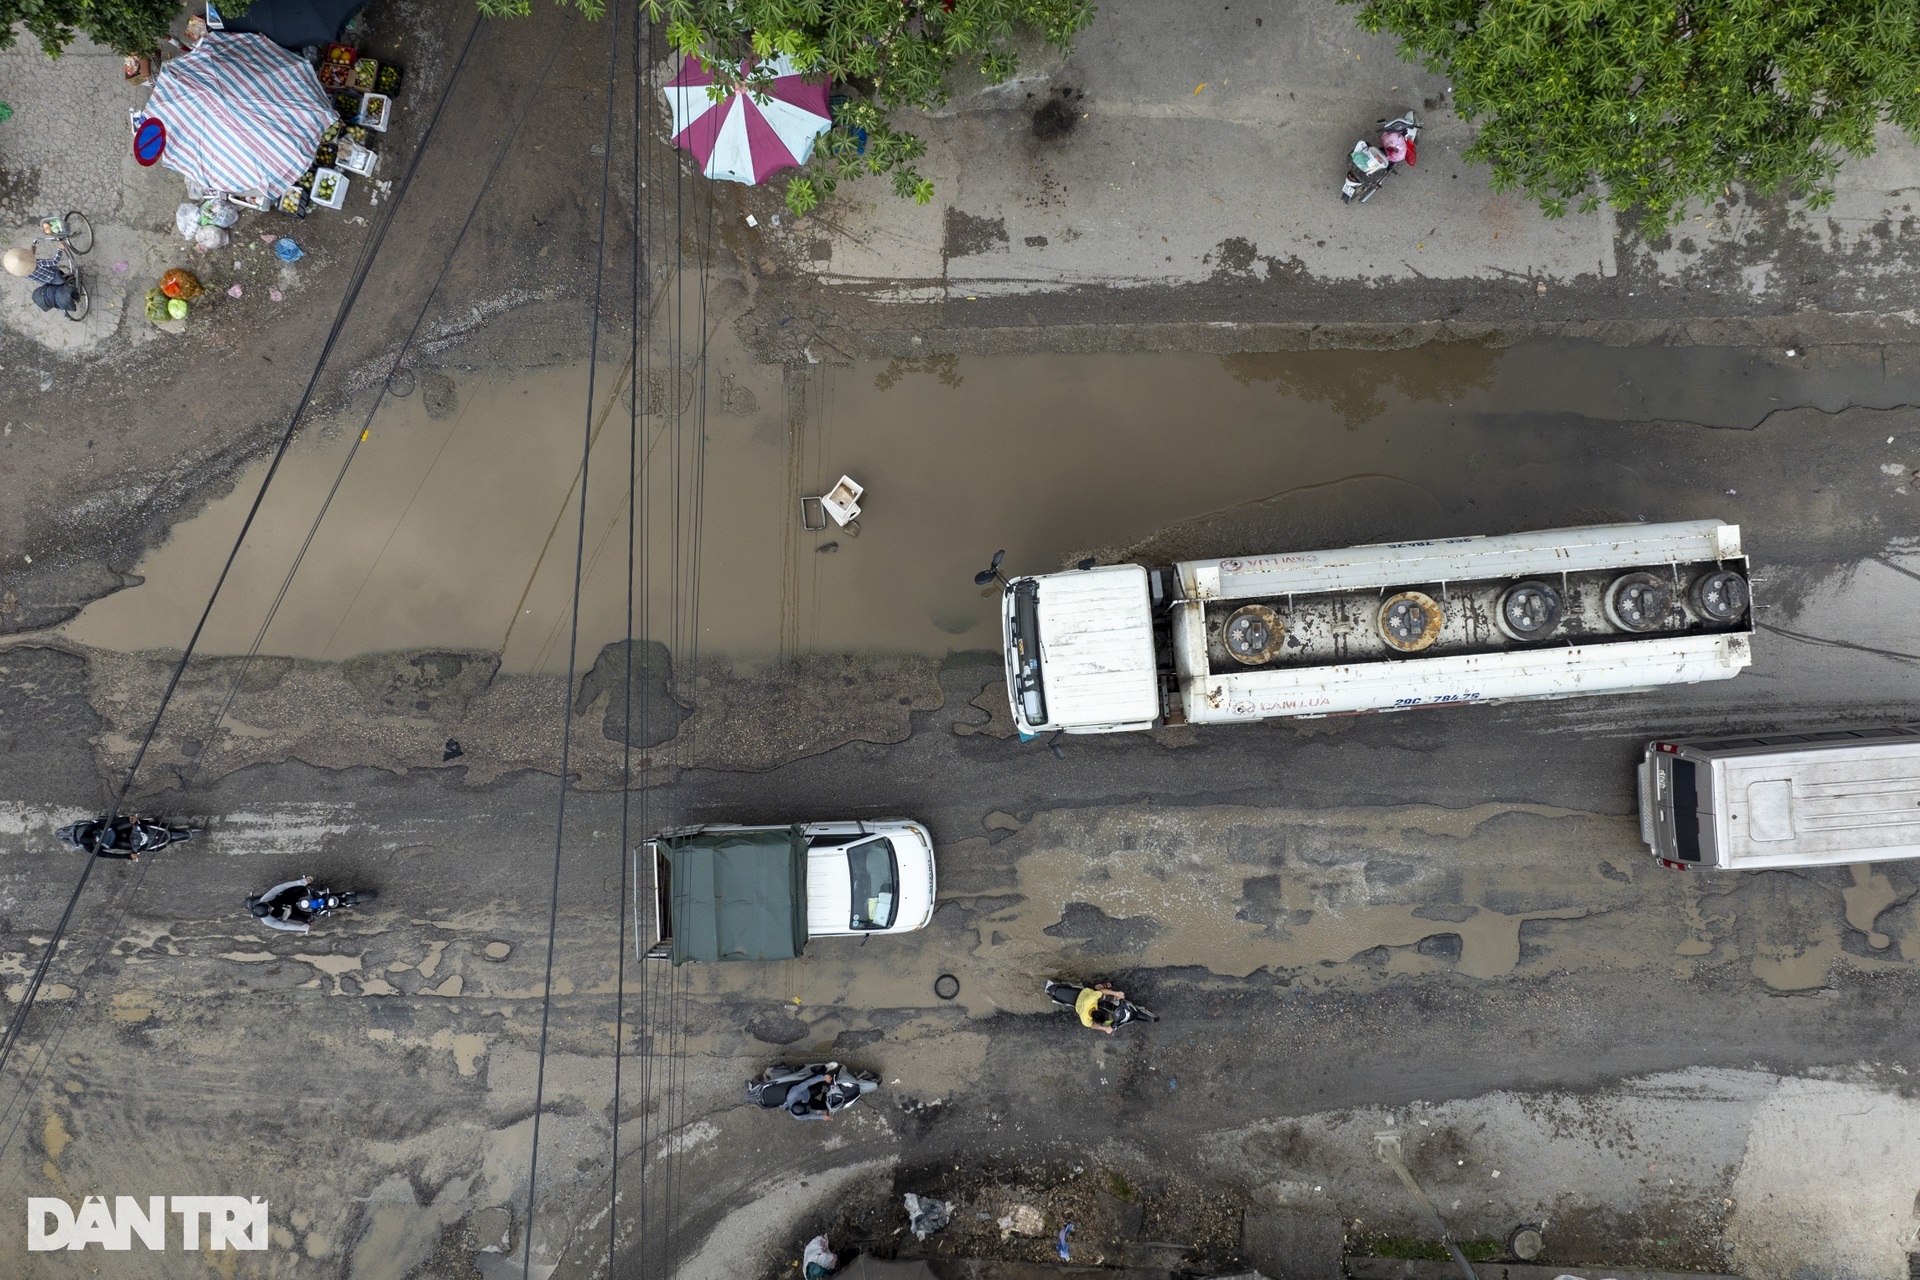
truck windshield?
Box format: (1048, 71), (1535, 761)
(1672, 759), (1703, 862)
(1010, 580), (1048, 727)
(847, 838), (899, 930)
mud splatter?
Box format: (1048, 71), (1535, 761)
(1841, 862), (1902, 950)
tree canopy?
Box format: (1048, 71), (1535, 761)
(1345, 0), (1920, 229)
(2, 0), (184, 56)
(593, 0), (1097, 216)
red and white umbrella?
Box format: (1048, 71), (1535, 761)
(664, 54), (832, 186)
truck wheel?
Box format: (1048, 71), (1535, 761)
(1495, 579), (1562, 642)
(1689, 569), (1749, 623)
(1604, 572), (1672, 633)
(1378, 591), (1443, 652)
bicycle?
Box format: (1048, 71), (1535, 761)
(33, 209), (92, 322)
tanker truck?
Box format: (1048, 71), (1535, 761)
(984, 520), (1752, 738)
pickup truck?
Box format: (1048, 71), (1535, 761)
(646, 820), (937, 964)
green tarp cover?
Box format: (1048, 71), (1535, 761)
(664, 827), (807, 964)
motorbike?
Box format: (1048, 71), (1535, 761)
(1340, 111), (1420, 204)
(745, 1062), (879, 1120)
(1044, 979), (1159, 1029)
(245, 884), (374, 928)
(57, 816), (200, 857)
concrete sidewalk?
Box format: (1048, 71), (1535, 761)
(801, 0), (1920, 314)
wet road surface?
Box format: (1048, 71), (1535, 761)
(4, 337), (1920, 1278)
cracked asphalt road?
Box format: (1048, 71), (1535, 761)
(5, 360), (1920, 1276)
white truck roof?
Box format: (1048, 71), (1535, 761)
(1180, 520), (1742, 602)
(1716, 740), (1920, 869)
(1027, 564), (1159, 732)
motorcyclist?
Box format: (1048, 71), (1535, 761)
(783, 1068), (835, 1121)
(57, 816), (163, 860)
(246, 875), (316, 933)
(1075, 982), (1126, 1035)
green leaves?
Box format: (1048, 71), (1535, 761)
(1, 0), (176, 55)
(638, 0), (1095, 213)
(1346, 0), (1920, 231)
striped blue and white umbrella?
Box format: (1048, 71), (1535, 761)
(147, 31), (335, 196)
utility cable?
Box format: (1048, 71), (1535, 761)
(0, 10), (490, 1141)
(522, 5), (620, 1277)
(607, 4), (648, 1272)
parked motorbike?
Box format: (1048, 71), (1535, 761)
(745, 1062), (879, 1120)
(1044, 979), (1159, 1029)
(1340, 111), (1420, 204)
(57, 816), (200, 857)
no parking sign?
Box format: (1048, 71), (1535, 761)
(133, 117), (166, 166)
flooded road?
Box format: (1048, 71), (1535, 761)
(60, 339), (1920, 671)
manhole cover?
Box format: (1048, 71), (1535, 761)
(1496, 579), (1562, 642)
(1378, 591), (1443, 652)
(1605, 572), (1672, 632)
(1223, 603), (1283, 664)
(1689, 569), (1748, 622)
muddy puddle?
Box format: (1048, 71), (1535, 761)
(59, 339), (1920, 672)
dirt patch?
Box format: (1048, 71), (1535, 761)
(787, 1160), (1247, 1277)
(71, 644), (944, 792)
(944, 209), (1010, 261)
(1031, 90), (1081, 142)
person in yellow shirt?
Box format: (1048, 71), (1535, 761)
(1074, 983), (1125, 1034)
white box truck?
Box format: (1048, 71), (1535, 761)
(1639, 727), (1920, 870)
(988, 520), (1753, 737)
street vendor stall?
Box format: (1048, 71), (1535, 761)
(143, 31), (335, 202)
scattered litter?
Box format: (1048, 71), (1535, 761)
(274, 238), (304, 262)
(745, 214), (759, 227)
(36, 370), (52, 391)
(802, 1233), (837, 1279)
(815, 541), (839, 554)
(1193, 83), (1206, 94)
(442, 739), (463, 762)
(904, 1194), (951, 1241)
(112, 261), (129, 273)
(1534, 279), (1547, 296)
(269, 288), (283, 301)
(1491, 1170), (1502, 1178)
(1724, 488), (1737, 496)
(1168, 1077), (1178, 1090)
(1056, 1224), (1075, 1261)
(227, 284), (243, 297)
(259, 232), (278, 243)
(999, 1205), (1046, 1238)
